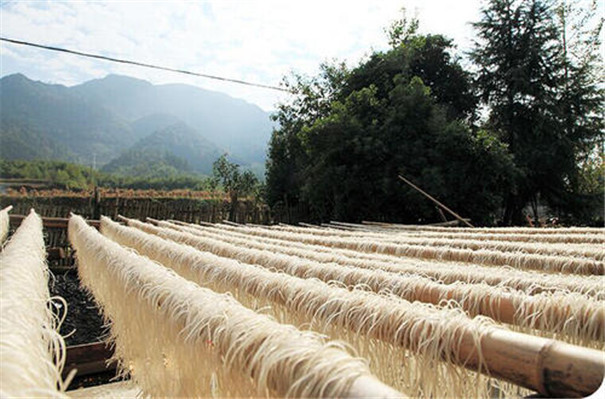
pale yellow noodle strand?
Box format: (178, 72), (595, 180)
(133, 218), (604, 347)
(101, 216), (519, 398)
(0, 210), (68, 398)
(69, 214), (401, 398)
(173, 221), (605, 298)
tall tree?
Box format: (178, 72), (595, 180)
(212, 154), (258, 222)
(266, 16), (516, 225)
(471, 0), (603, 224)
(551, 0), (604, 221)
(265, 63), (347, 211)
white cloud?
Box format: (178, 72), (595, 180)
(0, 0), (500, 111)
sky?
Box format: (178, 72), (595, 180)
(2, 1), (486, 111)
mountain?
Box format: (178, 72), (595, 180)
(0, 119), (76, 161)
(0, 73), (139, 165)
(0, 73), (274, 173)
(103, 123), (222, 176)
(72, 74), (273, 164)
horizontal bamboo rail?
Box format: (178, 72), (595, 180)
(458, 329), (603, 398)
(123, 216), (604, 397)
(151, 218), (604, 343)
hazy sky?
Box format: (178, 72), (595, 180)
(2, 1), (486, 111)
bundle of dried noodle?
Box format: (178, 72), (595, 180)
(69, 214), (400, 398)
(0, 210), (69, 398)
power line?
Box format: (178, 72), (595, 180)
(0, 36), (291, 93)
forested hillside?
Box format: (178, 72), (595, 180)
(0, 73), (273, 174)
(103, 123), (222, 177)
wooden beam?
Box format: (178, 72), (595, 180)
(63, 342), (116, 379)
(9, 215), (100, 229)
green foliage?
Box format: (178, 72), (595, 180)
(266, 27), (516, 225)
(102, 148), (193, 178)
(1, 160), (97, 190)
(212, 154), (258, 197)
(265, 62), (348, 209)
(212, 154), (260, 220)
(385, 7), (419, 47)
(471, 0), (604, 224)
(0, 159), (212, 191)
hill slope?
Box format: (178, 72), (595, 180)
(0, 73), (274, 172)
(72, 74), (273, 164)
(0, 74), (134, 165)
(102, 123), (222, 176)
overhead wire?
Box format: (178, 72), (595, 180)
(0, 36), (292, 93)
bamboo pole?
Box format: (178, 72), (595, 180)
(143, 217), (605, 339)
(455, 329), (604, 398)
(347, 375), (404, 398)
(116, 216), (603, 397)
(397, 175), (474, 228)
(222, 219), (241, 226)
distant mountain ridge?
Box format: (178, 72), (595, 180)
(0, 73), (274, 176)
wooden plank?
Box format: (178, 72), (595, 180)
(47, 247), (66, 261)
(9, 215), (100, 229)
(63, 342), (116, 379)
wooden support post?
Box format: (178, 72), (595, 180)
(397, 175), (474, 228)
(436, 207), (448, 223)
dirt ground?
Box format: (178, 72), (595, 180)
(49, 269), (107, 346)
(49, 269), (122, 389)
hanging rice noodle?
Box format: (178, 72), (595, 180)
(259, 223), (605, 260)
(170, 220), (605, 298)
(0, 205), (12, 245)
(128, 218), (604, 346)
(69, 214), (401, 398)
(195, 222), (603, 274)
(107, 216), (605, 398)
(102, 216), (504, 397)
(249, 222), (605, 244)
(0, 210), (69, 398)
(357, 221), (605, 235)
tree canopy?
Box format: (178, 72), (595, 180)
(266, 17), (516, 225)
(266, 2), (603, 226)
(212, 154), (259, 221)
(471, 0), (603, 224)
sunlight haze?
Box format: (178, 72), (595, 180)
(0, 0), (483, 111)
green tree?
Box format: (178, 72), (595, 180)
(266, 18), (516, 225)
(471, 0), (603, 224)
(265, 62), (348, 212)
(551, 0), (604, 221)
(212, 154), (259, 221)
